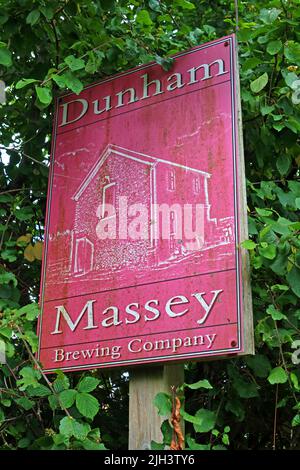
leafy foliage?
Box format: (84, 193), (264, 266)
(0, 0), (300, 450)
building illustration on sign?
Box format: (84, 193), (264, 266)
(47, 144), (234, 284)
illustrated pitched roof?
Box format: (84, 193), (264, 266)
(72, 144), (211, 201)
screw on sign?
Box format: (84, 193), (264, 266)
(37, 35), (254, 449)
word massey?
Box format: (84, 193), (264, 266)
(59, 58), (227, 126)
(51, 288), (223, 334)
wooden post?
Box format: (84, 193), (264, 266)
(129, 364), (184, 450)
(234, 37), (255, 356)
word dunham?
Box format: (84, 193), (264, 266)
(59, 58), (228, 127)
(53, 332), (218, 363)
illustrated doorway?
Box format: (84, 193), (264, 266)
(73, 237), (94, 276)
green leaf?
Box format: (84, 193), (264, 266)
(266, 304), (287, 321)
(0, 45), (12, 67)
(268, 367), (288, 384)
(52, 74), (66, 88)
(193, 409), (216, 433)
(225, 398), (245, 421)
(270, 253), (288, 276)
(286, 117), (300, 133)
(267, 40), (282, 55)
(259, 8), (281, 24)
(1, 398), (11, 407)
(35, 86), (52, 105)
(18, 303), (39, 320)
(261, 104), (275, 116)
(292, 414), (300, 427)
(243, 57), (261, 71)
(64, 55), (85, 71)
(77, 377), (100, 393)
(241, 239), (256, 250)
(15, 78), (38, 89)
(26, 10), (40, 26)
(290, 373), (299, 391)
(0, 13), (9, 25)
(17, 367), (41, 391)
(59, 389), (77, 408)
(186, 436), (210, 450)
(81, 438), (106, 450)
(284, 41), (300, 64)
(271, 284), (289, 292)
(0, 407), (4, 423)
(85, 51), (104, 74)
(15, 206), (34, 221)
(62, 72), (83, 94)
(259, 243), (276, 260)
(181, 408), (216, 433)
(76, 393), (99, 419)
(153, 392), (172, 416)
(233, 378), (259, 398)
(184, 379), (213, 390)
(15, 397), (34, 410)
(26, 384), (51, 397)
(53, 372), (70, 393)
(286, 267), (300, 298)
(136, 9), (153, 26)
(18, 437), (31, 448)
(276, 155), (291, 176)
(149, 0), (161, 12)
(151, 441), (165, 450)
(250, 73), (269, 94)
(0, 270), (17, 287)
(284, 71), (298, 88)
(59, 416), (90, 440)
(160, 419), (173, 445)
(48, 394), (59, 411)
(271, 218), (293, 236)
(0, 194), (13, 203)
(288, 180), (300, 197)
(175, 0), (196, 9)
(40, 6), (54, 20)
(155, 55), (174, 71)
(255, 207), (273, 217)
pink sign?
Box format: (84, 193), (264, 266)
(38, 35), (253, 373)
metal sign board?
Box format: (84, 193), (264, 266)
(38, 34), (254, 372)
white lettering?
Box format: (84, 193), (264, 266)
(51, 300), (97, 334)
(166, 72), (184, 91)
(141, 73), (164, 99)
(192, 289), (223, 324)
(125, 303), (140, 324)
(102, 306), (122, 328)
(116, 88), (138, 108)
(144, 299), (160, 322)
(188, 59), (227, 84)
(165, 295), (189, 318)
(93, 95), (111, 114)
(59, 99), (88, 126)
